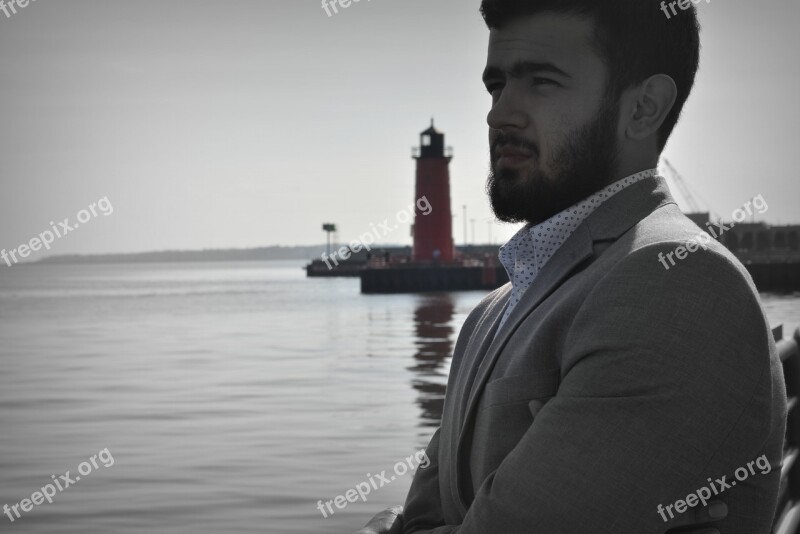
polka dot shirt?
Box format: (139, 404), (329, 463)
(495, 168), (658, 335)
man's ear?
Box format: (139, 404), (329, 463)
(623, 74), (677, 142)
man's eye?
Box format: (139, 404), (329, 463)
(532, 78), (557, 86)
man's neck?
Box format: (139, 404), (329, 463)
(614, 151), (659, 183)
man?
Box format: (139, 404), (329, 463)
(358, 1), (787, 532)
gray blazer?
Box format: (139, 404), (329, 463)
(399, 176), (787, 533)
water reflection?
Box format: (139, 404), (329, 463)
(409, 293), (455, 428)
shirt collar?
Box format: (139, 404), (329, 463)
(498, 168), (658, 284)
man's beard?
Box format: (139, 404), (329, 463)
(486, 94), (621, 225)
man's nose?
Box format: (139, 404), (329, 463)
(487, 87), (527, 131)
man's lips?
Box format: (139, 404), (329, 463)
(496, 146), (534, 166)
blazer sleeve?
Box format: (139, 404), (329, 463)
(403, 243), (783, 533)
(399, 427), (459, 533)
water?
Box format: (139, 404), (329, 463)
(0, 261), (797, 533)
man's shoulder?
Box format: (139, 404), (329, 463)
(606, 203), (756, 296)
(573, 203), (770, 358)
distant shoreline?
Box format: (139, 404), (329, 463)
(16, 244), (506, 267)
(26, 244), (409, 266)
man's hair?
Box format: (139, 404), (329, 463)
(479, 0), (701, 152)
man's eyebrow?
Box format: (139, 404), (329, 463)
(482, 60), (571, 84)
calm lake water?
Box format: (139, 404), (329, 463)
(0, 260), (798, 534)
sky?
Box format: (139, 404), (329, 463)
(0, 0), (798, 258)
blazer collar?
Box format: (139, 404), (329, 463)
(453, 175), (677, 509)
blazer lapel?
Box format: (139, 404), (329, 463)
(466, 222), (594, 408)
(454, 285), (511, 426)
(452, 175), (677, 511)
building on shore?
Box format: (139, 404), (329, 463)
(685, 213), (800, 292)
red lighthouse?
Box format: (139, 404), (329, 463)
(412, 120), (455, 262)
(359, 120), (507, 293)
